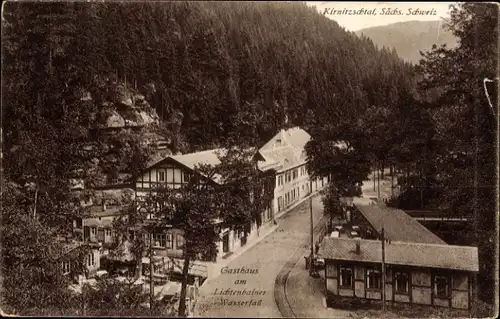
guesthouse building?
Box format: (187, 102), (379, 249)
(319, 198), (479, 310)
(319, 237), (478, 310)
(133, 148), (275, 262)
(256, 127), (329, 218)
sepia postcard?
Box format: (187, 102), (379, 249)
(1, 1), (498, 318)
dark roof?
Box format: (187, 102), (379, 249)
(87, 205), (125, 217)
(319, 237), (479, 272)
(55, 241), (100, 260)
(145, 147), (258, 184)
(353, 198), (446, 245)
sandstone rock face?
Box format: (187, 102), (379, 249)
(78, 79), (175, 190)
(105, 111), (126, 128)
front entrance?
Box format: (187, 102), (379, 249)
(222, 232), (230, 253)
(83, 226), (90, 242)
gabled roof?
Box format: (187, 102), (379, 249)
(319, 237), (479, 272)
(258, 127), (311, 172)
(353, 198), (446, 245)
(170, 148), (225, 171)
(168, 148), (227, 184)
(168, 147), (259, 184)
(256, 151), (281, 171)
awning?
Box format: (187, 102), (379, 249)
(154, 281), (182, 299)
(141, 256), (165, 264)
(170, 259), (208, 278)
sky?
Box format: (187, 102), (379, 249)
(306, 1), (459, 31)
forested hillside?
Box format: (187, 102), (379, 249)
(356, 20), (457, 64)
(4, 1), (497, 316)
(1, 1), (415, 313)
(3, 0), (415, 153)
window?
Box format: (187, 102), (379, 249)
(394, 271), (410, 293)
(62, 261), (71, 274)
(87, 253), (95, 267)
(105, 229), (112, 237)
(176, 234), (184, 249)
(154, 234), (166, 248)
(158, 171), (165, 182)
(167, 233), (174, 249)
(277, 175), (283, 186)
(366, 268), (382, 289)
(434, 275), (450, 298)
(183, 172), (191, 183)
(91, 227), (97, 235)
(278, 196), (283, 211)
(339, 265), (353, 288)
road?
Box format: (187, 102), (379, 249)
(193, 195), (325, 317)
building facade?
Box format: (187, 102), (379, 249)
(72, 126), (327, 280)
(320, 238), (478, 310)
(133, 149), (274, 262)
(257, 127), (328, 217)
(58, 241), (102, 282)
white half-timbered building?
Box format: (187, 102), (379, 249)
(257, 127), (329, 218)
(134, 149), (272, 262)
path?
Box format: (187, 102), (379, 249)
(193, 195), (324, 317)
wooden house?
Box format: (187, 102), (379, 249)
(321, 199), (478, 310)
(319, 237), (478, 310)
(133, 148), (275, 262)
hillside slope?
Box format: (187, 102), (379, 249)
(4, 1), (415, 154)
(356, 20), (457, 64)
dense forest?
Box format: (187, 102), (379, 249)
(308, 3), (497, 309)
(3, 1), (415, 151)
(1, 1), (497, 316)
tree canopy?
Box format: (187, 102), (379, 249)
(415, 3), (498, 304)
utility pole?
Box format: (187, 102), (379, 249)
(373, 169), (376, 191)
(377, 165), (381, 201)
(310, 196), (313, 257)
(390, 164), (394, 197)
(149, 232), (154, 312)
(381, 227), (386, 312)
(310, 180), (314, 274)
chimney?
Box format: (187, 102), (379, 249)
(355, 239), (361, 255)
